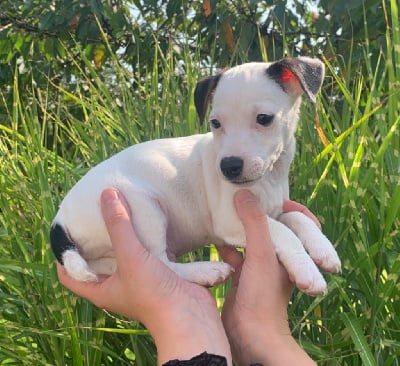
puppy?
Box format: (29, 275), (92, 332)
(51, 57), (341, 295)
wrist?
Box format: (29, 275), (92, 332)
(144, 298), (231, 365)
(227, 321), (315, 366)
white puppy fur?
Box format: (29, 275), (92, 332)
(51, 57), (341, 295)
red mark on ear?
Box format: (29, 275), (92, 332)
(281, 67), (295, 82)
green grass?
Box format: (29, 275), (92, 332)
(1, 3), (399, 365)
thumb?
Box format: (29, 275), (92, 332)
(234, 190), (274, 259)
(234, 190), (265, 226)
(101, 188), (131, 230)
(100, 188), (145, 270)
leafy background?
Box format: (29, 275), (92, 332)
(0, 0), (399, 365)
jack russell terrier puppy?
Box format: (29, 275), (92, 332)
(50, 57), (341, 295)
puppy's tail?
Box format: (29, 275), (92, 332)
(50, 223), (97, 281)
(50, 223), (76, 264)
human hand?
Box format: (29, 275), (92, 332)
(217, 190), (316, 366)
(57, 188), (231, 365)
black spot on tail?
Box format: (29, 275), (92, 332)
(50, 223), (76, 264)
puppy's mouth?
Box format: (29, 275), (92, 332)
(220, 145), (284, 185)
(222, 159), (276, 185)
(220, 156), (264, 185)
(229, 176), (262, 185)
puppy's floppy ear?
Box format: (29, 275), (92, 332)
(194, 74), (221, 124)
(266, 57), (325, 103)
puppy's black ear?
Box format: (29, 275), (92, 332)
(266, 57), (325, 103)
(194, 74), (221, 124)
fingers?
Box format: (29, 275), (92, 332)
(282, 200), (321, 230)
(217, 245), (243, 269)
(216, 245), (243, 286)
(100, 188), (148, 272)
(56, 262), (104, 303)
(234, 190), (274, 260)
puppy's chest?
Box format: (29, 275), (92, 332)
(209, 182), (287, 247)
(256, 175), (289, 216)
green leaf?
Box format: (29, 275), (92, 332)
(385, 180), (400, 235)
(38, 12), (54, 31)
(341, 313), (377, 366)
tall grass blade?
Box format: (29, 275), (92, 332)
(341, 313), (377, 366)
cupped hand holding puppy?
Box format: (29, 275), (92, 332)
(57, 188), (316, 365)
(218, 190), (317, 365)
(57, 188), (231, 365)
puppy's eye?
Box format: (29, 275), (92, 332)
(256, 114), (274, 126)
(210, 119), (221, 129)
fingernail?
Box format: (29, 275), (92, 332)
(101, 188), (120, 204)
(235, 189), (256, 204)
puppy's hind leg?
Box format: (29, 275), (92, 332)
(128, 193), (233, 287)
(166, 261), (234, 287)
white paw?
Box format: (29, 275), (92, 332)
(301, 231), (341, 273)
(168, 261), (234, 287)
(285, 256), (327, 295)
(278, 212), (341, 274)
(62, 250), (98, 282)
(88, 257), (117, 276)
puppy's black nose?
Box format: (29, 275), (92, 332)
(220, 157), (243, 180)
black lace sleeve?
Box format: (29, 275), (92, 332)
(162, 352), (228, 366)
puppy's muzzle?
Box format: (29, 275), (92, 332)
(220, 156), (244, 181)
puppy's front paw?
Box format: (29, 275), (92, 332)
(278, 212), (341, 274)
(288, 262), (327, 296)
(311, 247), (341, 274)
(301, 231), (342, 274)
(62, 250), (98, 282)
(279, 249), (328, 295)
